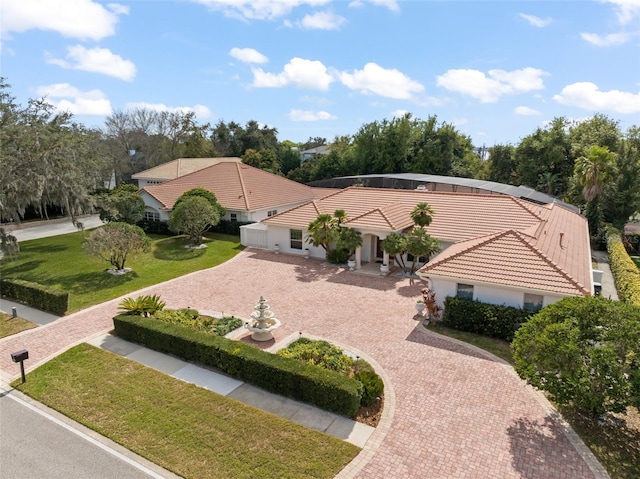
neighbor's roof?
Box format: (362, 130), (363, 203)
(141, 161), (321, 211)
(264, 186), (591, 296)
(132, 157), (242, 180)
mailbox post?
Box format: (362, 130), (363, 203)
(11, 349), (29, 383)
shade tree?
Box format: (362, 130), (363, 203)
(83, 222), (151, 271)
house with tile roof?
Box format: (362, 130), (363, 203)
(244, 186), (593, 310)
(132, 157), (242, 188)
(138, 161), (331, 234)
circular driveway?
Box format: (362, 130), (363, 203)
(0, 250), (605, 478)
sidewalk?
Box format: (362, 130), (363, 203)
(86, 332), (374, 448)
(0, 298), (60, 326)
(591, 250), (619, 300)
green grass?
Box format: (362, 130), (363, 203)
(13, 344), (360, 479)
(426, 322), (514, 363)
(1, 231), (242, 312)
(631, 256), (640, 269)
(0, 311), (37, 338)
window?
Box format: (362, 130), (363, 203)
(290, 229), (303, 250)
(143, 210), (159, 221)
(230, 213), (237, 221)
(523, 293), (543, 312)
(267, 210), (278, 217)
(456, 283), (474, 300)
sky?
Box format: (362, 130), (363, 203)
(1, 0), (639, 148)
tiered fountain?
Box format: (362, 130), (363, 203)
(244, 296), (281, 342)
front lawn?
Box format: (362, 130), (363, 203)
(0, 311), (37, 338)
(426, 322), (513, 363)
(13, 344), (359, 479)
(1, 231), (242, 312)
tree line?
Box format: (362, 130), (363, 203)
(2, 78), (638, 233)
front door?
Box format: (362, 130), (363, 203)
(375, 236), (384, 261)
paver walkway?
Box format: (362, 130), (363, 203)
(0, 249), (608, 478)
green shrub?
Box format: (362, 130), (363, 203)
(136, 219), (173, 235)
(212, 316), (242, 336)
(1, 278), (68, 315)
(606, 225), (640, 306)
(354, 371), (384, 407)
(118, 294), (166, 317)
(113, 314), (362, 417)
(277, 338), (354, 375)
(326, 248), (350, 264)
(442, 296), (532, 341)
(210, 219), (252, 235)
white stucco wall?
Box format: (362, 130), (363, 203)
(428, 277), (567, 309)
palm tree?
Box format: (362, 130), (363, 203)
(537, 172), (562, 196)
(405, 227), (441, 275)
(411, 202), (434, 228)
(574, 145), (617, 202)
(381, 232), (408, 272)
(306, 213), (339, 252)
(336, 227), (362, 260)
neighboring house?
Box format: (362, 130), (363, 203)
(244, 187), (593, 310)
(139, 162), (333, 243)
(132, 157), (242, 187)
(300, 145), (332, 163)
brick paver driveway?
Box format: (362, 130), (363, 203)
(0, 250), (605, 478)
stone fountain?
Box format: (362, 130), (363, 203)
(244, 296), (281, 341)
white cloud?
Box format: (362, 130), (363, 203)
(553, 82), (640, 114)
(601, 0), (640, 25)
(580, 31), (631, 46)
(47, 45), (136, 81)
(300, 11), (346, 30)
(252, 57), (334, 90)
(436, 67), (548, 103)
(519, 13), (552, 27)
(125, 102), (212, 118)
(1, 0), (126, 41)
(514, 106), (541, 116)
(339, 62), (424, 99)
(289, 109), (336, 121)
(451, 118), (468, 127)
(229, 47), (268, 64)
(191, 0), (330, 21)
(35, 83), (112, 115)
(391, 109), (409, 117)
(349, 0), (399, 12)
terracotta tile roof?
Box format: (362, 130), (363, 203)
(141, 162), (319, 211)
(263, 186), (591, 296)
(132, 157), (242, 180)
(421, 229), (590, 296)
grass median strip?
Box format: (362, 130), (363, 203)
(0, 311), (37, 338)
(1, 232), (242, 312)
(13, 344), (360, 479)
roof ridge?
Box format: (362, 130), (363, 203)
(513, 231), (590, 295)
(347, 207), (396, 229)
(236, 162), (250, 210)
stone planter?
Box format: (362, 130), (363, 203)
(415, 302), (425, 314)
(380, 264), (389, 275)
(274, 244), (280, 254)
(348, 259), (356, 271)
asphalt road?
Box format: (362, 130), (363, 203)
(0, 391), (165, 479)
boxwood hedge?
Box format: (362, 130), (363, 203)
(606, 225), (640, 306)
(113, 314), (362, 417)
(442, 296), (532, 341)
(1, 278), (68, 315)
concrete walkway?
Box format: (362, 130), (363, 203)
(86, 332), (373, 447)
(0, 250), (610, 479)
(591, 250), (619, 300)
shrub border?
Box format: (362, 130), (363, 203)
(606, 225), (640, 306)
(1, 278), (68, 315)
(113, 314), (362, 417)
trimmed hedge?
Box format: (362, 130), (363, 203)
(136, 219), (250, 236)
(442, 296), (532, 341)
(113, 314), (362, 417)
(1, 278), (68, 315)
(606, 225), (640, 306)
(210, 219), (252, 236)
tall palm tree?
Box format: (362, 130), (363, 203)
(405, 227), (441, 275)
(306, 213), (339, 252)
(574, 145), (617, 202)
(411, 202), (434, 228)
(336, 227), (362, 260)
